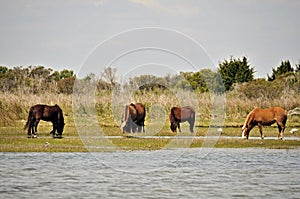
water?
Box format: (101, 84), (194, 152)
(0, 148), (299, 198)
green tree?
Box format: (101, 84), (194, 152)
(181, 71), (207, 92)
(29, 66), (52, 80)
(0, 66), (8, 74)
(59, 69), (74, 79)
(175, 69), (224, 93)
(268, 60), (294, 81)
(218, 56), (254, 91)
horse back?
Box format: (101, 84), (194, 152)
(31, 104), (63, 122)
(251, 107), (287, 125)
(122, 103), (145, 124)
(171, 106), (195, 122)
(134, 103), (146, 122)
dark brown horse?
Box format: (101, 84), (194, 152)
(121, 103), (146, 133)
(242, 107), (287, 139)
(169, 106), (195, 133)
(24, 104), (65, 138)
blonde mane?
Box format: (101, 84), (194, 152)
(242, 108), (257, 129)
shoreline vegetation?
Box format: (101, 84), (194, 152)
(1, 59), (300, 152)
(1, 91), (300, 152)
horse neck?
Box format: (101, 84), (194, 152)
(243, 111), (254, 128)
(170, 108), (177, 122)
(57, 110), (64, 124)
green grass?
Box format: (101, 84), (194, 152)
(1, 119), (299, 152)
(196, 138), (300, 149)
(0, 137), (87, 152)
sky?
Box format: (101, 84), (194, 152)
(0, 0), (299, 78)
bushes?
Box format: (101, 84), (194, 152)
(234, 73), (300, 108)
(1, 65), (300, 128)
(0, 92), (72, 126)
(235, 78), (284, 99)
(0, 66), (75, 94)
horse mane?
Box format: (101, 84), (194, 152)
(24, 106), (34, 130)
(242, 108), (257, 129)
(130, 103), (136, 110)
(170, 107), (177, 123)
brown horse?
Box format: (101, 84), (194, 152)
(242, 107), (287, 139)
(169, 106), (195, 133)
(24, 104), (65, 138)
(121, 103), (146, 133)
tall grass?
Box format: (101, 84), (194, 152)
(0, 92), (72, 126)
(1, 88), (299, 128)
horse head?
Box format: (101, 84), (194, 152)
(57, 121), (65, 136)
(170, 122), (178, 132)
(241, 124), (250, 139)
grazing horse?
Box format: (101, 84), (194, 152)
(24, 104), (65, 138)
(121, 103), (146, 133)
(242, 107), (287, 140)
(169, 106), (195, 133)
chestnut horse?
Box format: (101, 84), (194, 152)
(169, 106), (195, 133)
(242, 107), (287, 139)
(121, 103), (146, 133)
(24, 104), (64, 138)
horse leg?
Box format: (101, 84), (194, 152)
(50, 122), (56, 138)
(277, 122), (285, 140)
(178, 122), (181, 132)
(132, 122), (138, 133)
(188, 120), (194, 133)
(278, 118), (287, 140)
(137, 124), (142, 133)
(33, 119), (40, 138)
(258, 123), (264, 139)
(136, 121), (145, 133)
(27, 121), (33, 138)
(135, 121), (141, 133)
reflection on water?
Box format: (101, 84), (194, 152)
(0, 148), (299, 198)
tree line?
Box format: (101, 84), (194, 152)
(0, 66), (75, 94)
(1, 57), (299, 95)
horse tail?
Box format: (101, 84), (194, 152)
(190, 108), (195, 123)
(121, 105), (130, 128)
(170, 107), (176, 123)
(24, 107), (33, 130)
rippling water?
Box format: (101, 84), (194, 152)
(0, 148), (299, 198)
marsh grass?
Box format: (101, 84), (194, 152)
(0, 137), (87, 152)
(1, 89), (300, 152)
(1, 121), (299, 152)
(1, 90), (300, 128)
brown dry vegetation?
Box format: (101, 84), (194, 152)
(1, 88), (299, 129)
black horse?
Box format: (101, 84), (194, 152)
(24, 104), (64, 138)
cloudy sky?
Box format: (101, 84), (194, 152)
(0, 0), (299, 78)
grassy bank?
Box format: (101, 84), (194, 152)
(1, 136), (299, 152)
(0, 91), (300, 152)
(1, 123), (299, 152)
